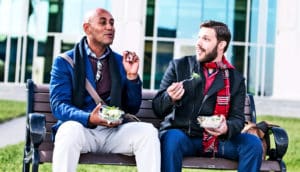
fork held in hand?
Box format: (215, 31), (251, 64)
(181, 77), (194, 83)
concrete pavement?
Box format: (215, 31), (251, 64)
(0, 116), (26, 148)
(0, 83), (26, 101)
(255, 97), (300, 118)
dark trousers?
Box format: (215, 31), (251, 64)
(160, 129), (262, 172)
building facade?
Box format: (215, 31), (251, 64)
(0, 0), (299, 100)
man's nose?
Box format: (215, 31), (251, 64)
(196, 39), (202, 47)
(106, 23), (114, 30)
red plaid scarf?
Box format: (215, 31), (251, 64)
(202, 57), (234, 156)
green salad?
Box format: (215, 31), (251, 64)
(197, 116), (222, 129)
(191, 72), (200, 79)
(99, 105), (124, 123)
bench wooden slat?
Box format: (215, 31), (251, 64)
(139, 100), (152, 109)
(39, 151), (137, 165)
(34, 84), (50, 93)
(183, 157), (237, 169)
(43, 133), (53, 142)
(44, 113), (56, 123)
(45, 122), (55, 132)
(135, 109), (157, 118)
(141, 89), (156, 99)
(34, 93), (50, 103)
(39, 142), (54, 151)
(260, 160), (282, 171)
(33, 102), (51, 112)
(136, 119), (161, 128)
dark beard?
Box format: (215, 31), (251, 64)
(200, 45), (218, 63)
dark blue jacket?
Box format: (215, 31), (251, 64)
(49, 48), (142, 136)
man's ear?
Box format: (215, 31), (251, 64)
(83, 23), (90, 34)
(218, 41), (227, 50)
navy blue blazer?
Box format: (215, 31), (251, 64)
(49, 48), (142, 135)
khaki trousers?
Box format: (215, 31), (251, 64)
(52, 121), (161, 172)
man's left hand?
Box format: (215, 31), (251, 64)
(205, 116), (228, 136)
(122, 51), (139, 80)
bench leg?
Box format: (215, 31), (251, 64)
(22, 148), (31, 172)
(23, 128), (31, 172)
(22, 160), (30, 172)
(279, 160), (287, 172)
(32, 148), (40, 172)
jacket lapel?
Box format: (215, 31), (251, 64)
(196, 70), (225, 115)
(108, 52), (122, 107)
(85, 54), (96, 88)
(188, 56), (202, 93)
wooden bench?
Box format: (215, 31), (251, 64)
(23, 79), (288, 172)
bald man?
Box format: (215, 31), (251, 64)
(49, 8), (160, 172)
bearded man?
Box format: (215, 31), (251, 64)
(152, 20), (262, 172)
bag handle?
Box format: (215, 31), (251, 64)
(59, 53), (105, 105)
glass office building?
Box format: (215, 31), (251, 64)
(143, 0), (277, 98)
(0, 0), (280, 97)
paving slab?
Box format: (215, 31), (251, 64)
(0, 116), (26, 148)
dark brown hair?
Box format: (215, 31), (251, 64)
(200, 20), (231, 52)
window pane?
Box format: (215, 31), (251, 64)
(36, 36), (54, 83)
(233, 0), (247, 42)
(61, 41), (75, 53)
(155, 41), (174, 89)
(143, 41), (153, 89)
(228, 45), (245, 74)
(249, 0), (259, 43)
(25, 37), (34, 82)
(247, 46), (258, 95)
(0, 35), (7, 82)
(264, 47), (275, 96)
(146, 0), (155, 36)
(176, 0), (202, 39)
(8, 38), (18, 82)
(267, 0), (277, 44)
(48, 1), (63, 32)
(157, 0), (177, 37)
(62, 0), (112, 34)
(156, 0), (236, 39)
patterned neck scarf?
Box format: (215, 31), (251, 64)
(202, 56), (234, 156)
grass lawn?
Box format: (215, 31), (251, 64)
(0, 115), (299, 171)
(0, 99), (26, 123)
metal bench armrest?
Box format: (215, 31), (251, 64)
(268, 126), (289, 160)
(29, 113), (46, 147)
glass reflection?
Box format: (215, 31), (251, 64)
(143, 41), (153, 89)
(156, 0), (235, 39)
(155, 41), (174, 89)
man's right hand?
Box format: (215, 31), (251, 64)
(167, 82), (185, 102)
(89, 103), (121, 127)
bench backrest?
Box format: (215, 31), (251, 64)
(26, 79), (256, 162)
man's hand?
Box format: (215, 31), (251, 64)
(122, 51), (139, 80)
(167, 82), (185, 102)
(205, 116), (228, 136)
(89, 103), (121, 127)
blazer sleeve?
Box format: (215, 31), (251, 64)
(152, 60), (179, 118)
(50, 56), (91, 127)
(123, 77), (142, 114)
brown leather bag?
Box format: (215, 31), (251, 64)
(241, 121), (271, 160)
